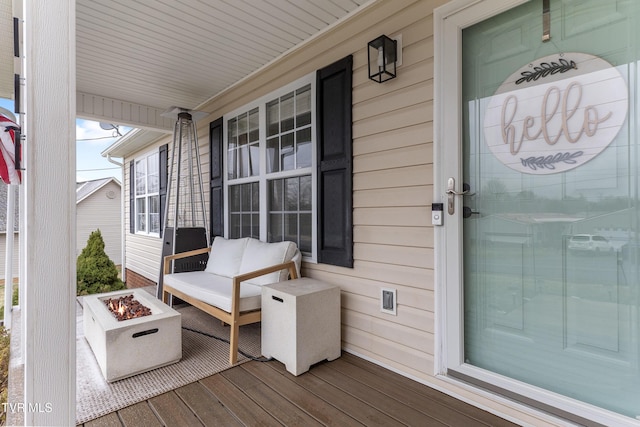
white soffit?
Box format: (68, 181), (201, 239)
(77, 0), (371, 128)
(0, 0), (13, 100)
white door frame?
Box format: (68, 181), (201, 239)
(433, 1), (639, 426)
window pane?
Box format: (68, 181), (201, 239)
(240, 146), (249, 177)
(242, 214), (253, 237)
(241, 183), (250, 210)
(229, 185), (240, 211)
(238, 113), (248, 146)
(229, 182), (259, 239)
(228, 118), (238, 153)
(285, 177), (298, 211)
(296, 128), (312, 169)
(300, 213), (312, 253)
(249, 108), (259, 142)
(136, 198), (146, 233)
(251, 182), (260, 211)
(149, 195), (159, 214)
(149, 213), (160, 234)
(267, 137), (279, 173)
(284, 213), (297, 243)
(267, 99), (279, 137)
(269, 179), (283, 211)
(281, 133), (295, 171)
(281, 92), (294, 132)
(135, 159), (146, 196)
(147, 153), (159, 193)
(269, 213), (283, 242)
(300, 175), (312, 210)
(230, 214), (241, 238)
(296, 85), (311, 127)
(251, 213), (259, 239)
(227, 148), (238, 180)
(249, 143), (260, 176)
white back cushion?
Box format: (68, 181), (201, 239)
(239, 239), (298, 285)
(204, 236), (249, 277)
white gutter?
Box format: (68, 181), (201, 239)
(106, 154), (125, 282)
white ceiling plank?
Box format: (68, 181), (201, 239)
(76, 0), (370, 122)
(264, 0), (327, 30)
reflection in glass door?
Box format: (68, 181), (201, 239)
(461, 0), (640, 418)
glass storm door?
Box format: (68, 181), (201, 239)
(456, 0), (640, 420)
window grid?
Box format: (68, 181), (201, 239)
(268, 176), (312, 254)
(134, 152), (160, 235)
(225, 75), (315, 258)
(228, 107), (259, 180)
(228, 182), (259, 239)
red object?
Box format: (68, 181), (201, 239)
(0, 114), (21, 185)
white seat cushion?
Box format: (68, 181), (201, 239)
(164, 271), (262, 312)
(238, 239), (299, 285)
(204, 236), (249, 278)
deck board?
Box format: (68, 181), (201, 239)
(148, 391), (204, 427)
(200, 372), (282, 426)
(117, 402), (162, 427)
(222, 366), (325, 426)
(241, 362), (363, 426)
(341, 353), (516, 427)
(79, 354), (520, 427)
(174, 382), (243, 426)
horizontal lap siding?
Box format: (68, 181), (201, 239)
(76, 181), (122, 265)
(304, 0), (440, 379)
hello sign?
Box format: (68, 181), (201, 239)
(483, 53), (628, 174)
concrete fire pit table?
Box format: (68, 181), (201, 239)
(82, 289), (182, 382)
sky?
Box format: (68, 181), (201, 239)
(0, 97), (129, 183)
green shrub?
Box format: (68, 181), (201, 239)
(0, 327), (9, 425)
(77, 229), (125, 295)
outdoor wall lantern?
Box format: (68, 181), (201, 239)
(368, 35), (397, 83)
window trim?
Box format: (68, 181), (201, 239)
(133, 148), (161, 237)
(223, 73), (317, 261)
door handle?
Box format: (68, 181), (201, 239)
(446, 177), (470, 215)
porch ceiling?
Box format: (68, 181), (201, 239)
(76, 0), (371, 130)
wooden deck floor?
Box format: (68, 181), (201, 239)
(79, 352), (518, 427)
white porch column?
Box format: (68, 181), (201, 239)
(23, 0), (76, 425)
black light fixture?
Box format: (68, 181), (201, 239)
(368, 35), (397, 83)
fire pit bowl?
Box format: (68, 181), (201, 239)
(82, 289), (182, 382)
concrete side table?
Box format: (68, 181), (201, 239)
(261, 277), (341, 375)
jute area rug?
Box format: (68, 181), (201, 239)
(75, 290), (262, 425)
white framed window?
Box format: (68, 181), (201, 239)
(224, 73), (316, 258)
(134, 150), (160, 236)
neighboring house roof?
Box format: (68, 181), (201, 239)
(0, 183), (19, 233)
(76, 177), (121, 204)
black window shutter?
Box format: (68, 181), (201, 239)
(210, 117), (224, 240)
(129, 160), (135, 233)
(158, 143), (168, 234)
(316, 55), (353, 268)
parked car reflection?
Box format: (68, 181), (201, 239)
(568, 234), (613, 253)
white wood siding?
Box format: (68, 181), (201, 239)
(77, 181), (122, 265)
